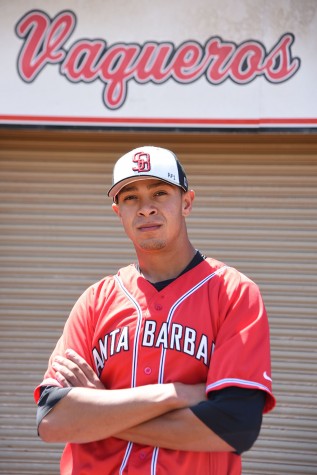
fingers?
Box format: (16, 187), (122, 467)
(52, 355), (85, 387)
(52, 365), (72, 387)
(65, 350), (105, 389)
(52, 349), (104, 390)
(65, 350), (94, 379)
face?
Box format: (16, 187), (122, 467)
(112, 179), (194, 252)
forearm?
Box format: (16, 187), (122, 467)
(116, 407), (234, 452)
(39, 383), (199, 444)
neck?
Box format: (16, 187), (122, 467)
(136, 242), (196, 283)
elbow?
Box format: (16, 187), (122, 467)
(38, 416), (65, 443)
(234, 427), (261, 454)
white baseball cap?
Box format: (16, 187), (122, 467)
(107, 146), (188, 199)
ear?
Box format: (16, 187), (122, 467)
(182, 190), (195, 217)
(112, 202), (121, 217)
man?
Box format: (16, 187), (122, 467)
(35, 146), (275, 474)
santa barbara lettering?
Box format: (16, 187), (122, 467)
(93, 326), (130, 376)
(93, 321), (210, 375)
(16, 10), (300, 109)
(142, 320), (209, 366)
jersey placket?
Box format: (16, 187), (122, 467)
(115, 266), (227, 475)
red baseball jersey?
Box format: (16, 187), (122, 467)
(35, 258), (275, 475)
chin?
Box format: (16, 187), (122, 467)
(139, 239), (167, 251)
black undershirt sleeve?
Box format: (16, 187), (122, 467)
(36, 386), (72, 430)
(190, 387), (266, 454)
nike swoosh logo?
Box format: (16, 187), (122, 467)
(263, 371), (272, 382)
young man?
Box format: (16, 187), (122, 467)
(35, 146), (275, 474)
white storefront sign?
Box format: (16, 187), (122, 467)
(0, 0), (316, 129)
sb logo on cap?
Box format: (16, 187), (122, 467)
(132, 152), (151, 173)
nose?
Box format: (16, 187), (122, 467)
(137, 198), (157, 217)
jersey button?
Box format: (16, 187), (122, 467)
(139, 451), (146, 460)
(144, 366), (152, 375)
(154, 303), (162, 311)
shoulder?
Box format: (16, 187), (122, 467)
(84, 264), (137, 300)
(69, 265), (135, 323)
(204, 257), (261, 297)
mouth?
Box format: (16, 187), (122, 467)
(137, 222), (162, 232)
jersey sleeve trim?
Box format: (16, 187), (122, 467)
(206, 378), (276, 413)
(34, 377), (62, 404)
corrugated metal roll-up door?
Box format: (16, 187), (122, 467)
(0, 129), (316, 475)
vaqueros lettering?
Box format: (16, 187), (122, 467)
(15, 10), (301, 110)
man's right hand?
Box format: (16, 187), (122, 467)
(52, 349), (105, 390)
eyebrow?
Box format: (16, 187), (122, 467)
(120, 181), (171, 193)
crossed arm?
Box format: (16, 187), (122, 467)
(38, 350), (234, 452)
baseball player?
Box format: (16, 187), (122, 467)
(35, 146), (275, 474)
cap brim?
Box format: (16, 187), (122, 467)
(108, 175), (186, 198)
(108, 175), (162, 198)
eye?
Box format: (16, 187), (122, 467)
(123, 194), (138, 201)
(154, 190), (168, 197)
